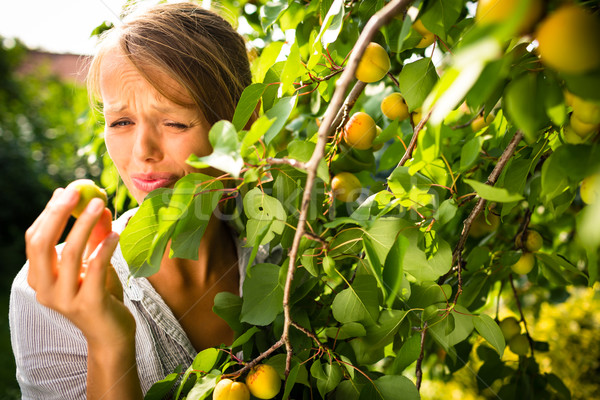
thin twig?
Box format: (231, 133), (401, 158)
(265, 157), (307, 170)
(397, 108), (432, 167)
(415, 322), (428, 391)
(509, 274), (535, 357)
(451, 130), (524, 265)
(280, 0), (414, 378)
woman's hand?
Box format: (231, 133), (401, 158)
(25, 187), (135, 348)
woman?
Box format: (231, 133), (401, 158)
(9, 2), (259, 398)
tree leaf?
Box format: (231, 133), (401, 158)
(398, 57), (439, 112)
(332, 274), (380, 326)
(473, 314), (505, 358)
(241, 263), (284, 326)
(187, 121), (243, 178)
(243, 187), (287, 246)
(232, 83), (267, 131)
(464, 178), (524, 202)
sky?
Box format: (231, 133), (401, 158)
(0, 0), (128, 55)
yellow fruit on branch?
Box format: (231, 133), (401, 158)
(469, 212), (500, 238)
(355, 42), (390, 83)
(381, 93), (410, 121)
(343, 112), (377, 150)
(331, 172), (362, 203)
(476, 0), (543, 34)
(245, 364), (282, 400)
(65, 179), (108, 218)
(471, 113), (496, 132)
(571, 95), (600, 125)
(499, 317), (521, 340)
(213, 378), (250, 400)
(524, 230), (543, 252)
(509, 334), (530, 356)
(511, 252), (535, 275)
(412, 19), (436, 49)
(535, 4), (600, 74)
(580, 174), (600, 205)
(569, 114), (599, 138)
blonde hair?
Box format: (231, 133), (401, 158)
(87, 2), (252, 124)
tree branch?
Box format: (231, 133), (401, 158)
(398, 108), (432, 167)
(279, 0), (414, 377)
(415, 322), (428, 391)
(438, 130), (524, 290)
(509, 274), (535, 357)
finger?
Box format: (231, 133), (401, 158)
(84, 208), (113, 260)
(26, 188), (80, 291)
(81, 232), (120, 298)
(58, 198), (106, 295)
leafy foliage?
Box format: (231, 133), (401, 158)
(114, 0), (600, 398)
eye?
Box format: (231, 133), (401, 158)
(165, 122), (190, 131)
(108, 119), (132, 128)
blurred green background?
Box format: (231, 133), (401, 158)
(0, 37), (103, 396)
(1, 36), (599, 399)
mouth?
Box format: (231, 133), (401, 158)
(131, 173), (178, 193)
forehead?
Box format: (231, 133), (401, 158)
(98, 50), (195, 108)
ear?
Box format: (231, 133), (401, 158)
(243, 99), (262, 130)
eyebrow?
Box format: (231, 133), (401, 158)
(103, 104), (195, 114)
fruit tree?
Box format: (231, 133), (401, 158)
(103, 0), (600, 398)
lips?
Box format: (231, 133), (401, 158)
(131, 173), (178, 193)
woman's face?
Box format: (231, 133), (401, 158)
(99, 51), (212, 204)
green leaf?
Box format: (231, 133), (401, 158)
(383, 234), (410, 307)
(314, 0), (344, 49)
(421, 0), (462, 41)
(391, 334), (422, 373)
(325, 322), (367, 340)
(464, 178), (524, 202)
(311, 360), (343, 399)
(170, 178), (223, 260)
(241, 263), (284, 326)
(473, 314), (505, 358)
(503, 72), (549, 142)
(144, 365), (182, 400)
(281, 42), (303, 94)
(398, 58), (439, 112)
(332, 275), (380, 326)
(264, 95), (298, 144)
(191, 348), (220, 373)
(260, 1), (289, 31)
(243, 187), (287, 246)
(232, 83), (267, 131)
(212, 292), (243, 333)
(358, 375), (420, 400)
(230, 326), (260, 349)
(185, 372), (220, 400)
(187, 121), (243, 178)
(460, 136), (483, 171)
(428, 305), (474, 350)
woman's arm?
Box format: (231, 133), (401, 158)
(24, 187), (143, 399)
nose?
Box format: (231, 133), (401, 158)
(132, 122), (163, 163)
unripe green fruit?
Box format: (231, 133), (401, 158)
(524, 230), (543, 252)
(245, 364), (282, 399)
(355, 42), (390, 83)
(499, 317), (521, 341)
(562, 125), (589, 144)
(511, 252), (535, 275)
(509, 334), (529, 356)
(213, 379), (250, 400)
(580, 174), (600, 205)
(65, 179), (108, 218)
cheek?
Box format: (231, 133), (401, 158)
(104, 133), (128, 169)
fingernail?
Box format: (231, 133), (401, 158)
(58, 188), (78, 205)
(87, 197), (105, 213)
